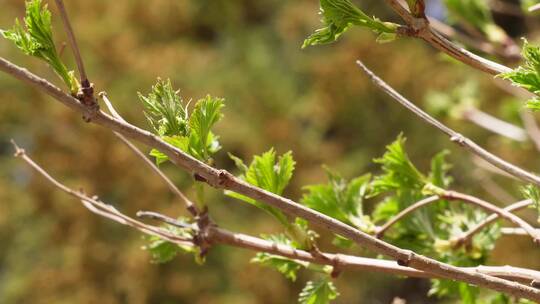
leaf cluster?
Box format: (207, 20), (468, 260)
(301, 169), (375, 234)
(226, 149), (295, 226)
(1, 0), (78, 93)
(302, 0), (398, 48)
(142, 219), (200, 264)
(298, 278), (339, 304)
(499, 40), (540, 110)
(140, 78), (224, 164)
(521, 184), (540, 223)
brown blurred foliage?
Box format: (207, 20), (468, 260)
(1, 0), (540, 303)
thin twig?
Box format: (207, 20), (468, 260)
(440, 191), (540, 244)
(100, 92), (199, 216)
(376, 196), (439, 238)
(53, 0), (87, 84)
(10, 140), (192, 246)
(376, 191), (538, 244)
(2, 58), (540, 301)
(455, 200), (532, 245)
(356, 60), (540, 187)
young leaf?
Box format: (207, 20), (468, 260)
(301, 169), (375, 233)
(140, 79), (224, 163)
(188, 95), (224, 161)
(139, 78), (189, 137)
(2, 0), (78, 93)
(148, 136), (189, 165)
(371, 135), (426, 196)
(251, 234), (306, 281)
(298, 278), (339, 304)
(142, 220), (197, 264)
(526, 98), (540, 111)
(429, 150), (453, 188)
(225, 149), (295, 226)
(302, 0), (398, 48)
(521, 184), (540, 223)
(499, 39), (540, 109)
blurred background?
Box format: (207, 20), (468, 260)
(1, 0), (540, 303)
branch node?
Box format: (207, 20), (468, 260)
(217, 170), (234, 187)
(397, 251), (414, 267)
(450, 133), (466, 146)
(10, 139), (25, 157)
(331, 254), (344, 278)
(194, 207), (215, 258)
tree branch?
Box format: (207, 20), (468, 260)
(3, 57), (540, 301)
(12, 147), (540, 287)
(385, 0), (512, 75)
(355, 60), (540, 187)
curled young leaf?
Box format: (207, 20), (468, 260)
(302, 0), (398, 48)
(2, 0), (78, 93)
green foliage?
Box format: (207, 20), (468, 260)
(371, 135), (427, 196)
(226, 149), (294, 226)
(443, 0), (506, 43)
(142, 220), (198, 264)
(139, 78), (189, 137)
(140, 79), (224, 163)
(526, 98), (540, 111)
(302, 0), (398, 48)
(298, 278), (339, 304)
(425, 81), (480, 119)
(251, 234), (306, 281)
(499, 40), (540, 110)
(521, 184), (540, 223)
(301, 169), (375, 233)
(429, 150), (453, 188)
(1, 0), (78, 93)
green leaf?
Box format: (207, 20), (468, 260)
(302, 0), (398, 48)
(298, 278), (339, 304)
(225, 149), (295, 226)
(372, 196), (399, 223)
(251, 234), (307, 281)
(142, 219), (196, 264)
(140, 79), (224, 163)
(499, 39), (540, 108)
(526, 97), (540, 111)
(521, 184), (540, 223)
(139, 78), (189, 137)
(301, 169), (374, 233)
(252, 253), (304, 281)
(429, 150), (453, 188)
(2, 0), (78, 93)
(371, 134), (426, 196)
(188, 95), (224, 161)
(149, 136), (189, 165)
(228, 152), (249, 173)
